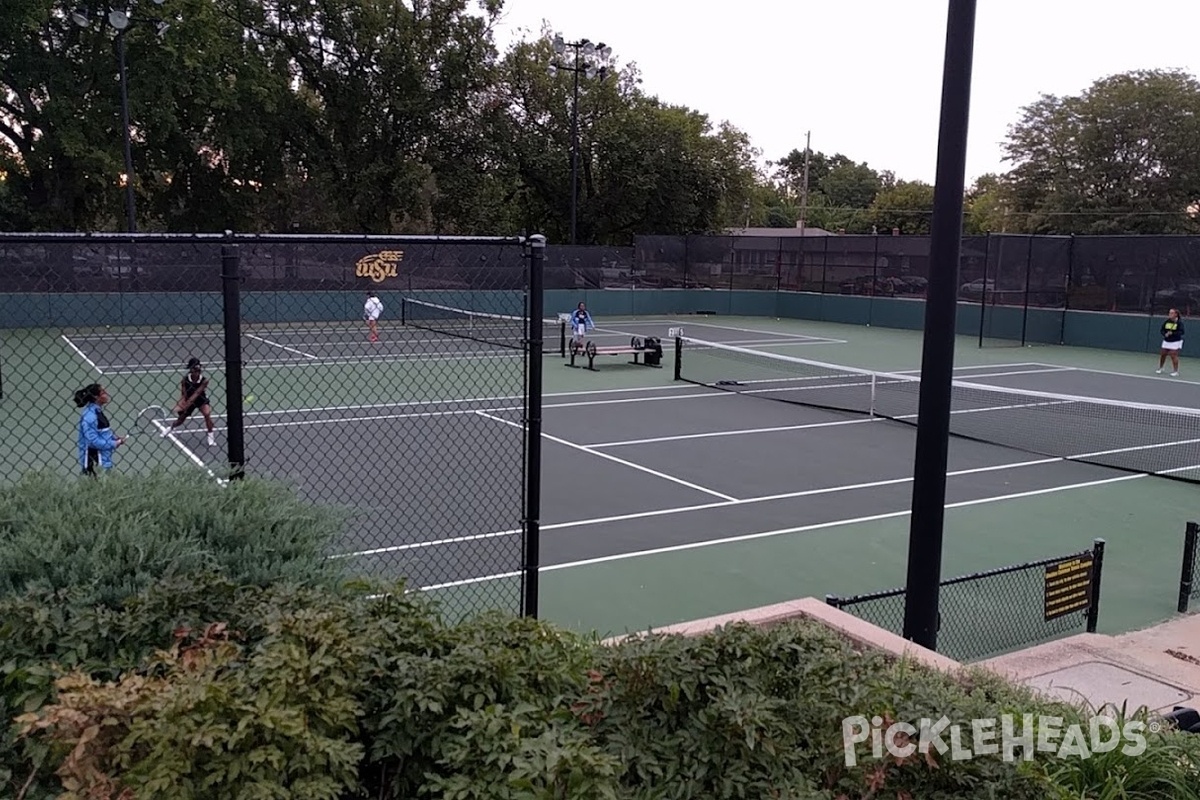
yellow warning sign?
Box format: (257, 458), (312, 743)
(1043, 555), (1093, 621)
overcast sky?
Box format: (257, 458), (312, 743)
(491, 0), (1200, 187)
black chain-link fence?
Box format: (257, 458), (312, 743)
(0, 232), (548, 621)
(1180, 521), (1199, 614)
(623, 232), (1200, 344)
(826, 540), (1106, 662)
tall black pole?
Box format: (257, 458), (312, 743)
(522, 234), (546, 617)
(117, 30), (137, 233)
(569, 62), (580, 245)
(221, 241), (246, 481)
(901, 0), (978, 651)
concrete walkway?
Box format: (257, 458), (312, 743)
(978, 613), (1200, 716)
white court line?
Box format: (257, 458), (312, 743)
(413, 462), (1200, 590)
(892, 362), (1048, 375)
(172, 382), (711, 424)
(1028, 362), (1200, 389)
(748, 338), (849, 347)
(61, 335), (104, 374)
(173, 405), (525, 434)
(668, 319), (834, 340)
(246, 333), (320, 360)
(173, 392), (728, 434)
(892, 367), (1075, 380)
(473, 410), (739, 502)
(151, 421), (224, 483)
(339, 455), (1065, 558)
(590, 417), (881, 448)
(105, 349), (525, 374)
(339, 428), (1200, 560)
(159, 364), (1100, 434)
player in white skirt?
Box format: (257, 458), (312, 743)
(570, 302), (594, 350)
(364, 291), (383, 342)
(1157, 308), (1184, 376)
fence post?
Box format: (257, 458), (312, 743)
(1021, 234), (1034, 347)
(1086, 538), (1106, 633)
(522, 234), (546, 619)
(220, 239), (245, 481)
(978, 232), (992, 348)
(1179, 522), (1198, 614)
(673, 336), (683, 380)
(1060, 234), (1075, 345)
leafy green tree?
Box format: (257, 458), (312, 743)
(868, 179), (935, 234)
(963, 172), (1025, 234)
(1002, 68), (1200, 234)
(490, 33), (761, 244)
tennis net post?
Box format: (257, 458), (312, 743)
(1179, 521), (1199, 614)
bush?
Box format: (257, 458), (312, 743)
(0, 471), (353, 799)
(0, 471), (348, 607)
(9, 574), (1199, 799)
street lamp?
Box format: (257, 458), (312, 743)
(71, 1), (173, 233)
(549, 34), (613, 245)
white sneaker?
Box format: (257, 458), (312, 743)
(207, 433), (216, 446)
(1156, 368), (1163, 374)
(1171, 371), (1179, 377)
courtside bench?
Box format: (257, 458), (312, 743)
(568, 335), (664, 371)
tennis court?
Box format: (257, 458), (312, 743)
(4, 310), (1199, 655)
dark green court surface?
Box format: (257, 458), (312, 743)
(4, 314), (1198, 650)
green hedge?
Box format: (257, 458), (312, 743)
(2, 474), (1198, 799)
(5, 573), (1199, 799)
(0, 471), (348, 607)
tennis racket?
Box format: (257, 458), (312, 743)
(135, 405), (171, 437)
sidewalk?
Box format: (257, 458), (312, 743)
(978, 613), (1200, 715)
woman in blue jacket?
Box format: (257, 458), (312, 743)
(74, 383), (124, 475)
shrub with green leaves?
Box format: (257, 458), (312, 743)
(0, 470), (349, 607)
(9, 574), (1199, 800)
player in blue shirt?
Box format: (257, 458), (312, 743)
(74, 383), (124, 475)
(570, 302), (595, 351)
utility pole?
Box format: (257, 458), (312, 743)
(799, 130), (811, 232)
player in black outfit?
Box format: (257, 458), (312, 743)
(1157, 308), (1185, 377)
(163, 357), (217, 445)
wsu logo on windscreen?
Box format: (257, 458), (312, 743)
(355, 250), (404, 283)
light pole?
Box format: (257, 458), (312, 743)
(549, 34), (612, 245)
(71, 2), (172, 233)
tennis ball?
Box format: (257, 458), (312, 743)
(244, 394), (255, 405)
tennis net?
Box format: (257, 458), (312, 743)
(401, 297), (565, 356)
(674, 336), (1200, 484)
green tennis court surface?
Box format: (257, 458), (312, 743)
(3, 313), (1197, 656)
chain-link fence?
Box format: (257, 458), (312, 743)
(0, 232), (548, 621)
(625, 232), (1200, 344)
(1179, 521), (1199, 614)
(826, 540), (1106, 662)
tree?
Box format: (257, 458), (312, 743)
(768, 149), (884, 232)
(963, 173), (1022, 234)
(868, 180), (935, 234)
(1001, 69), (1200, 234)
(490, 32), (762, 244)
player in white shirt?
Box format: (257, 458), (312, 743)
(363, 291), (383, 342)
